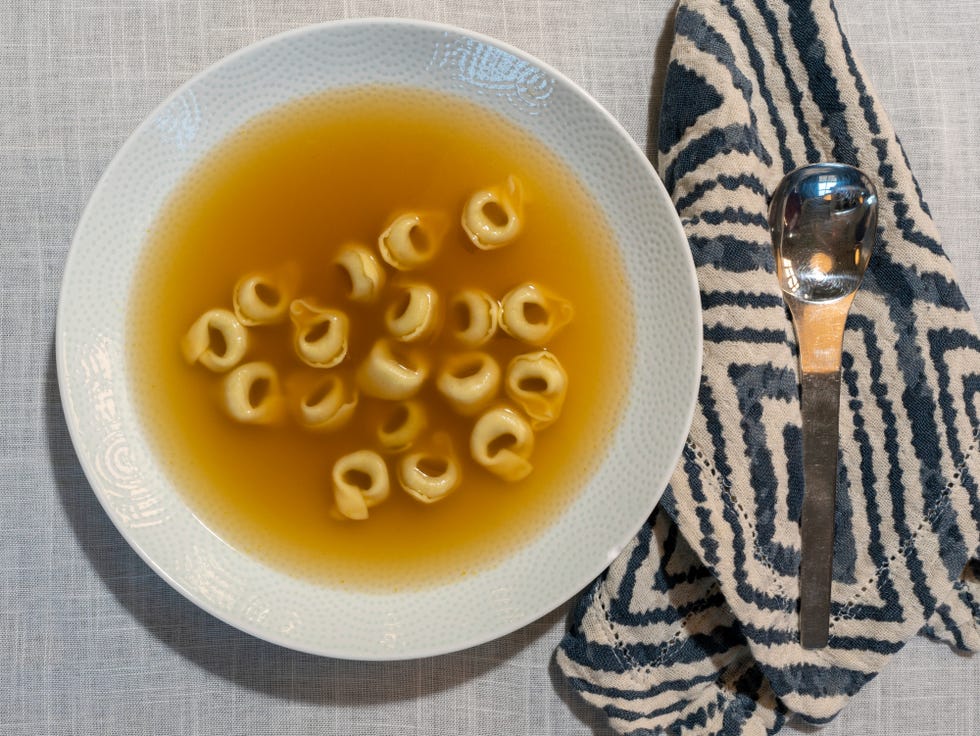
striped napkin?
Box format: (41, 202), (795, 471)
(557, 0), (980, 733)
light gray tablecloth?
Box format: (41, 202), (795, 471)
(1, 2), (977, 734)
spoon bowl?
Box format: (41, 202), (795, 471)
(770, 163), (877, 304)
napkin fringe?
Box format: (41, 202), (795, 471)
(558, 511), (787, 736)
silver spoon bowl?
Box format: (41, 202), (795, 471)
(771, 163), (877, 305)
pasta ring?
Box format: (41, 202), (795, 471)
(436, 351), (501, 416)
(449, 289), (499, 346)
(470, 406), (535, 481)
(398, 443), (461, 504)
(505, 351), (568, 429)
(385, 283), (441, 343)
(461, 175), (524, 250)
(232, 263), (300, 326)
(181, 308), (248, 372)
(377, 400), (427, 452)
(294, 374), (358, 432)
(332, 450), (390, 520)
(356, 339), (429, 400)
(334, 243), (386, 304)
(499, 282), (573, 346)
(378, 212), (447, 271)
(289, 299), (349, 368)
(221, 361), (284, 425)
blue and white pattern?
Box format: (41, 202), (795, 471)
(558, 1), (980, 733)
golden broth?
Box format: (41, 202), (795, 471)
(129, 86), (633, 590)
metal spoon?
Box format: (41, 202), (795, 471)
(768, 163), (878, 649)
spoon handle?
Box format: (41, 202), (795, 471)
(787, 295), (852, 649)
(798, 369), (842, 648)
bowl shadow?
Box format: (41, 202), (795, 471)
(45, 337), (566, 706)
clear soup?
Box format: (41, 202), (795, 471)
(129, 86), (633, 590)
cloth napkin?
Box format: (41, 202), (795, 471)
(557, 1), (980, 733)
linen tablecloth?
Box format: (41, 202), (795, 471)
(1, 2), (977, 734)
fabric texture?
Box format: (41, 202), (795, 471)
(557, 0), (980, 733)
(2, 2), (980, 735)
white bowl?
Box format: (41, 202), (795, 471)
(56, 19), (701, 660)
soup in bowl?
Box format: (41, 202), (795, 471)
(57, 20), (701, 659)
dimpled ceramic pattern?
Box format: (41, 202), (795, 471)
(56, 19), (701, 659)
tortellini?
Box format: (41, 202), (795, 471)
(289, 299), (349, 368)
(183, 178), (579, 523)
(292, 374), (358, 432)
(377, 400), (427, 452)
(436, 352), (501, 416)
(356, 339), (430, 400)
(470, 406), (535, 482)
(222, 361), (284, 425)
(397, 437), (461, 504)
(378, 212), (446, 270)
(461, 175), (524, 250)
(233, 264), (299, 326)
(181, 308), (249, 372)
(450, 289), (499, 346)
(505, 351), (568, 430)
(500, 282), (574, 346)
(334, 243), (386, 303)
(385, 283), (441, 343)
(332, 450), (390, 520)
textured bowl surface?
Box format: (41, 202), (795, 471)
(56, 19), (701, 659)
